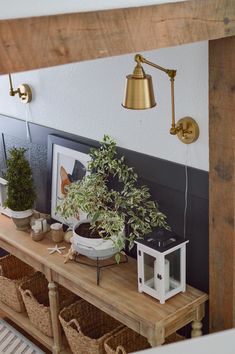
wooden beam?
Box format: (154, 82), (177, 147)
(209, 36), (235, 331)
(0, 0), (234, 74)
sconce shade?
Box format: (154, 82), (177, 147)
(122, 73), (156, 110)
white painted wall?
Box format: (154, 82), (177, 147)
(0, 0), (188, 19)
(0, 41), (208, 171)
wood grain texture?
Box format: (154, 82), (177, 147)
(209, 36), (235, 331)
(0, 0), (234, 74)
(0, 214), (208, 348)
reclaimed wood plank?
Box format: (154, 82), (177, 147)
(209, 35), (235, 331)
(0, 0), (234, 74)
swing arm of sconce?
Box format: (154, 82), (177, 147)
(133, 54), (199, 144)
(8, 73), (32, 103)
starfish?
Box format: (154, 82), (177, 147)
(64, 246), (77, 264)
(47, 244), (66, 254)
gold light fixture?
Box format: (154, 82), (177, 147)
(122, 54), (199, 144)
(8, 73), (32, 103)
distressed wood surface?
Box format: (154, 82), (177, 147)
(209, 36), (235, 331)
(0, 0), (234, 74)
(0, 214), (208, 347)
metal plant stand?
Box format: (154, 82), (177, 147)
(74, 254), (128, 285)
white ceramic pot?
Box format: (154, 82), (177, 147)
(71, 219), (119, 260)
(11, 209), (33, 219)
(11, 209), (33, 231)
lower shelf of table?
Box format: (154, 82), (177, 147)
(0, 300), (71, 354)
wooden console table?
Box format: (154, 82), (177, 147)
(0, 215), (208, 353)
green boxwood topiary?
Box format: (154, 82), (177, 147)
(4, 147), (36, 211)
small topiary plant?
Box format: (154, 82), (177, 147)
(4, 147), (36, 211)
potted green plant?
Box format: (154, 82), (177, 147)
(57, 135), (170, 262)
(4, 147), (36, 230)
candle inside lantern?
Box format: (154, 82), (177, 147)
(154, 258), (170, 293)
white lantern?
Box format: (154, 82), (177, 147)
(136, 229), (189, 304)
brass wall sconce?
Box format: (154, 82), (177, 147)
(8, 73), (32, 103)
(122, 54), (199, 144)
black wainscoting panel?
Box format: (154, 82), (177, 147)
(0, 114), (209, 330)
(120, 147), (208, 199)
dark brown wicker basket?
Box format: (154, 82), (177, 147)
(104, 327), (150, 354)
(20, 271), (78, 337)
(59, 300), (123, 354)
(0, 254), (35, 312)
(104, 326), (185, 354)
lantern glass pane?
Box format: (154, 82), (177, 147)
(165, 248), (181, 294)
(143, 253), (155, 290)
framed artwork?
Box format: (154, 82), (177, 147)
(0, 177), (12, 217)
(47, 135), (94, 224)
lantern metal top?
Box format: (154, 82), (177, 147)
(136, 229), (187, 252)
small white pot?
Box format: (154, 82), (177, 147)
(11, 209), (33, 219)
(11, 209), (33, 231)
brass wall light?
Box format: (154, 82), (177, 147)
(122, 54), (199, 144)
(8, 73), (32, 103)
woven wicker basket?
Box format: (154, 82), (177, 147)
(59, 300), (123, 354)
(104, 327), (150, 354)
(0, 254), (35, 312)
(104, 326), (185, 354)
(164, 332), (185, 344)
(20, 272), (78, 337)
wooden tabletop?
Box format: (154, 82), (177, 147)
(0, 215), (208, 344)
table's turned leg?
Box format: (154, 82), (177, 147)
(191, 303), (205, 338)
(147, 327), (165, 347)
(48, 281), (63, 354)
(191, 320), (203, 337)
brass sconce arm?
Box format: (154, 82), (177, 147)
(126, 54), (199, 144)
(8, 73), (32, 103)
(135, 54), (176, 78)
(9, 74), (23, 97)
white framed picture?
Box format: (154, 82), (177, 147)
(47, 135), (93, 225)
(0, 177), (12, 217)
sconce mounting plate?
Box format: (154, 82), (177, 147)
(19, 84), (32, 103)
(176, 117), (199, 144)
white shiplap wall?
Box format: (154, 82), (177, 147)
(0, 41), (208, 171)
